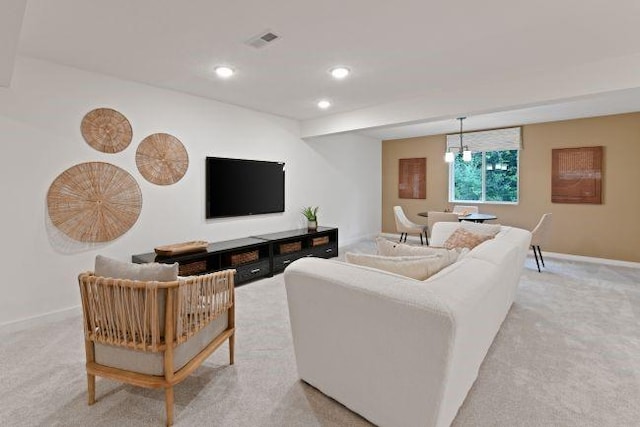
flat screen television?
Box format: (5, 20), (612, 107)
(206, 157), (285, 218)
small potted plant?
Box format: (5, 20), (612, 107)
(301, 206), (319, 231)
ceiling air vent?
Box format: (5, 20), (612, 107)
(246, 31), (280, 49)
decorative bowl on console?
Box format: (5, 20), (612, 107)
(154, 240), (208, 256)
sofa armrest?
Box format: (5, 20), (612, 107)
(284, 258), (454, 427)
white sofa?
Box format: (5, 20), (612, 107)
(284, 222), (532, 427)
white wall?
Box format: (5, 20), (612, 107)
(0, 57), (381, 326)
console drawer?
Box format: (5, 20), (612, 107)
(235, 259), (271, 283)
(309, 243), (338, 259)
(274, 251), (313, 272)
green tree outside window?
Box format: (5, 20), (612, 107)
(451, 149), (519, 203)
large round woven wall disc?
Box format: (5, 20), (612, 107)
(47, 162), (142, 242)
(136, 133), (189, 185)
(81, 108), (133, 153)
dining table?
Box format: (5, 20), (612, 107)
(417, 212), (497, 223)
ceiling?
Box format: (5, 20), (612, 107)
(361, 89), (640, 140)
(9, 0), (640, 138)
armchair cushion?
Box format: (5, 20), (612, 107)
(94, 314), (228, 376)
(93, 255), (178, 338)
(95, 255), (178, 281)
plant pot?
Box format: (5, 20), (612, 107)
(307, 220), (317, 231)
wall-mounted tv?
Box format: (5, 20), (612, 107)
(206, 157), (285, 219)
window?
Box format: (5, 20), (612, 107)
(447, 127), (521, 204)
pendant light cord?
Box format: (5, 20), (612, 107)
(457, 117), (466, 152)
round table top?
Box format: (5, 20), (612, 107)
(458, 213), (497, 222)
(417, 212), (497, 222)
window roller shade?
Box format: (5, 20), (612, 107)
(446, 127), (522, 152)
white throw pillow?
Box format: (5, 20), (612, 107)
(345, 253), (451, 280)
(95, 255), (178, 281)
(375, 237), (461, 264)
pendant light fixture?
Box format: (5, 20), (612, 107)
(445, 117), (472, 163)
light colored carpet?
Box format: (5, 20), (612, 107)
(1, 243), (639, 426)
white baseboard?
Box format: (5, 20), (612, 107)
(0, 305), (81, 335)
(380, 232), (640, 269)
(339, 232), (380, 248)
(379, 232), (426, 244)
(540, 251), (640, 269)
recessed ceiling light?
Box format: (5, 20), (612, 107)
(214, 66), (235, 78)
(330, 67), (350, 79)
(317, 100), (332, 109)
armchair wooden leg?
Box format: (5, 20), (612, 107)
(87, 374), (96, 405)
(229, 333), (235, 365)
(165, 387), (174, 426)
(419, 233), (424, 245)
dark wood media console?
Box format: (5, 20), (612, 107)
(132, 227), (338, 285)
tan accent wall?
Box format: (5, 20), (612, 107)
(382, 112), (640, 262)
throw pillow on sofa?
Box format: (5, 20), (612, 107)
(375, 236), (461, 264)
(345, 253), (451, 280)
(442, 228), (494, 250)
(459, 222), (501, 237)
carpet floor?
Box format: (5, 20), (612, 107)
(1, 243), (639, 427)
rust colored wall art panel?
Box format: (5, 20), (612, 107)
(398, 158), (426, 199)
(552, 146), (603, 204)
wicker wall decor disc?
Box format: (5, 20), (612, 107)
(136, 133), (189, 185)
(81, 108), (133, 153)
(47, 162), (142, 242)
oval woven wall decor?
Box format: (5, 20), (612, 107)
(81, 108), (133, 153)
(47, 162), (142, 242)
(136, 133), (189, 185)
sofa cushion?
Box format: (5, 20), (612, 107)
(375, 237), (461, 264)
(345, 252), (452, 280)
(95, 255), (178, 281)
(443, 228), (494, 250)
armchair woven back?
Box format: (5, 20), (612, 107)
(78, 270), (235, 353)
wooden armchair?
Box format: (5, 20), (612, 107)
(78, 269), (236, 426)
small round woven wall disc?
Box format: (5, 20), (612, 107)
(81, 108), (133, 153)
(47, 162), (142, 242)
(136, 133), (189, 185)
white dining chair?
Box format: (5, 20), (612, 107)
(530, 213), (552, 272)
(426, 211), (460, 242)
(393, 206), (428, 245)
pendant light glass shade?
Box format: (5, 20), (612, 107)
(462, 149), (472, 162)
(445, 151), (454, 163)
(445, 117), (472, 162)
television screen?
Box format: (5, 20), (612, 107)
(206, 157), (285, 218)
